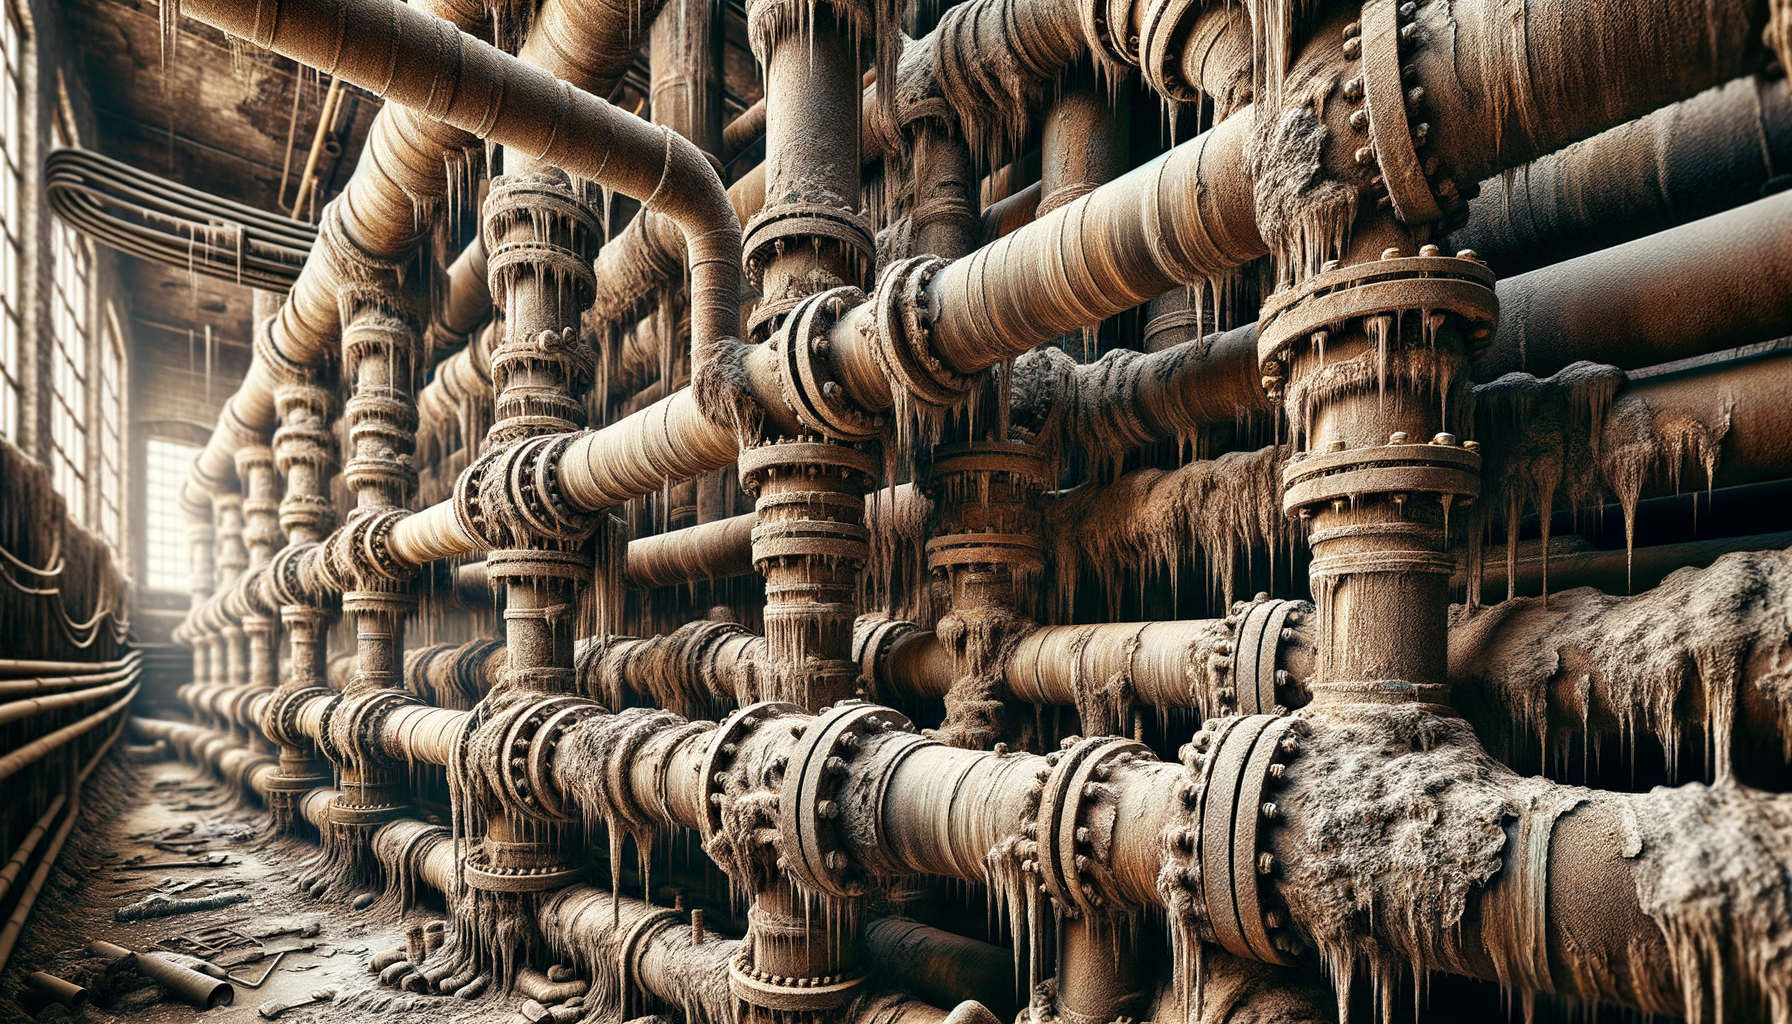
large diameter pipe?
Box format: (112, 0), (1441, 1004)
(1063, 187), (1792, 454)
(863, 917), (1017, 1021)
(181, 0), (740, 361)
(179, 0), (716, 510)
(1454, 76), (1792, 277)
(1475, 189), (1792, 379)
(923, 112), (1264, 377)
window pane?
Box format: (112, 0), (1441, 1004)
(145, 440), (199, 590)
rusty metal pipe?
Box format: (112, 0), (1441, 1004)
(863, 917), (1017, 1020)
(1454, 75), (1792, 277)
(1475, 189), (1792, 380)
(0, 685), (137, 786)
(180, 0), (742, 370)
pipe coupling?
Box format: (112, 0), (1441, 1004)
(698, 701), (807, 892)
(1035, 736), (1154, 918)
(455, 433), (604, 550)
(1160, 714), (1307, 964)
(1214, 596), (1314, 716)
(743, 203), (876, 339)
(769, 287), (884, 440)
(779, 701), (925, 897)
(871, 256), (980, 408)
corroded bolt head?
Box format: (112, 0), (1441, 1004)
(1463, 440), (1481, 453)
(1342, 37), (1361, 58)
(1406, 85), (1426, 107)
(1400, 22), (1420, 42)
(1389, 431), (1408, 444)
(1343, 78), (1363, 101)
(1398, 1), (1416, 17)
(818, 800), (839, 819)
(1278, 735), (1301, 755)
(1322, 259), (1341, 272)
(1381, 247), (1404, 260)
(1354, 146), (1376, 166)
(1265, 910), (1284, 928)
(1418, 244), (1441, 257)
(1431, 432), (1458, 446)
(1268, 763), (1287, 781)
(1326, 439), (1347, 453)
(1343, 20), (1360, 36)
(1261, 802), (1279, 820)
(1349, 109), (1369, 131)
(1257, 852), (1276, 875)
(1076, 826), (1091, 843)
(1456, 248), (1480, 262)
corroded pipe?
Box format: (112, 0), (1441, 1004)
(1453, 75), (1792, 277)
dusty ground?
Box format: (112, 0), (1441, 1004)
(0, 753), (524, 1024)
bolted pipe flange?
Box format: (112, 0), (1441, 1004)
(851, 617), (921, 703)
(326, 688), (424, 770)
(871, 256), (980, 409)
(502, 695), (606, 822)
(1256, 253), (1497, 383)
(737, 438), (881, 497)
(1037, 736), (1154, 918)
(264, 686), (331, 752)
(1282, 439), (1481, 520)
(1346, 0), (1474, 228)
(698, 701), (805, 888)
(464, 839), (586, 893)
(728, 945), (868, 1011)
(452, 442), (507, 550)
(771, 286), (884, 441)
(1220, 597), (1313, 716)
(1167, 714), (1306, 964)
(742, 201), (875, 286)
(779, 701), (922, 897)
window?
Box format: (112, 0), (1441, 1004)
(145, 439), (198, 591)
(0, 0), (22, 443)
(96, 305), (122, 547)
(48, 215), (89, 523)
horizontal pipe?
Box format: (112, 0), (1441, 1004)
(0, 795), (66, 907)
(1463, 530), (1792, 603)
(0, 659), (143, 699)
(0, 677), (139, 728)
(0, 685), (138, 786)
(863, 917), (1017, 1020)
(1474, 189), (1792, 380)
(0, 715), (125, 977)
(1455, 75), (1792, 278)
(0, 652), (139, 677)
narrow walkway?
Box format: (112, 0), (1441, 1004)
(0, 754), (504, 1023)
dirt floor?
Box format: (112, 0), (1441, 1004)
(0, 753), (529, 1024)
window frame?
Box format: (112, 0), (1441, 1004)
(0, 0), (24, 445)
(144, 437), (199, 592)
